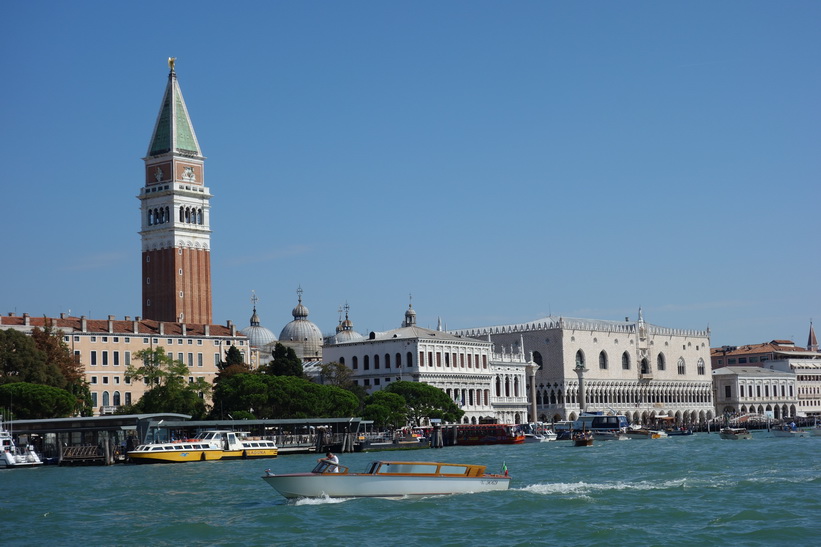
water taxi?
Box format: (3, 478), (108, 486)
(719, 427), (752, 440)
(128, 430), (278, 464)
(572, 431), (594, 446)
(1, 421), (43, 469)
(262, 460), (511, 499)
(625, 427), (668, 440)
(770, 425), (806, 438)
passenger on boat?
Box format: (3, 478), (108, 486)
(318, 451), (340, 472)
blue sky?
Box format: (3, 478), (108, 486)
(1, 2), (818, 348)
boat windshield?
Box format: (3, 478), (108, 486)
(311, 460), (347, 474)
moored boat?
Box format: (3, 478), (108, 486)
(456, 424), (525, 445)
(592, 430), (629, 441)
(128, 430), (278, 463)
(1, 420), (43, 469)
(625, 428), (667, 440)
(262, 459), (511, 499)
(719, 427), (752, 440)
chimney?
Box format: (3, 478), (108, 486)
(182, 323), (187, 336)
(108, 315), (114, 333)
(159, 322), (165, 336)
(81, 316), (87, 333)
(133, 319), (140, 334)
(204, 324), (210, 337)
(23, 313), (30, 326)
(60, 312), (67, 319)
(124, 316), (131, 321)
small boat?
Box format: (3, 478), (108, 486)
(592, 430), (629, 441)
(625, 428), (667, 440)
(665, 428), (693, 436)
(262, 460), (511, 499)
(572, 431), (594, 446)
(719, 427), (752, 440)
(1, 420), (43, 469)
(812, 423), (821, 437)
(521, 423), (557, 443)
(771, 425), (806, 438)
(128, 430), (278, 464)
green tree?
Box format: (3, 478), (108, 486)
(125, 347), (211, 418)
(0, 328), (58, 386)
(215, 344), (251, 384)
(213, 373), (358, 419)
(0, 382), (76, 419)
(363, 390), (408, 429)
(265, 343), (303, 377)
(31, 324), (92, 416)
(385, 381), (464, 425)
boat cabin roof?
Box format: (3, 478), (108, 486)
(312, 460), (491, 476)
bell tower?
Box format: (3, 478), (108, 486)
(138, 58), (212, 325)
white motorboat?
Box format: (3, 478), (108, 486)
(719, 427), (753, 440)
(592, 430), (629, 441)
(625, 427), (667, 440)
(1, 420), (43, 468)
(770, 425), (806, 438)
(262, 460), (511, 499)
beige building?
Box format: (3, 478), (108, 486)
(452, 309), (714, 425)
(0, 313), (252, 416)
(713, 366), (798, 419)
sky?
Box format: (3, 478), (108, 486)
(1, 2), (818, 348)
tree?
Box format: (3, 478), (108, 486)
(363, 390), (408, 429)
(0, 328), (58, 386)
(385, 381), (464, 425)
(215, 344), (251, 383)
(265, 343), (303, 377)
(212, 373), (359, 419)
(0, 382), (76, 419)
(30, 324), (92, 416)
(125, 347), (212, 418)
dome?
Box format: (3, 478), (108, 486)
(240, 306), (277, 348)
(329, 302), (364, 344)
(278, 288), (323, 358)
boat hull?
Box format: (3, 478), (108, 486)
(262, 473), (510, 499)
(771, 429), (806, 438)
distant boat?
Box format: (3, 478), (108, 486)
(719, 427), (752, 440)
(572, 431), (594, 446)
(1, 420), (43, 469)
(262, 459), (511, 499)
(127, 430), (278, 463)
(771, 425), (806, 438)
(456, 424), (525, 445)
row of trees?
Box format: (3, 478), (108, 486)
(1, 324), (465, 428)
(0, 326), (92, 419)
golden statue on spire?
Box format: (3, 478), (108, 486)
(168, 57), (176, 72)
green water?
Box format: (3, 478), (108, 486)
(4, 431), (820, 546)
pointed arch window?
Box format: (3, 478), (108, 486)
(599, 351), (608, 370)
(622, 352), (631, 370)
(657, 353), (666, 371)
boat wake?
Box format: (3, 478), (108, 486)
(293, 494), (352, 506)
(520, 478), (688, 497)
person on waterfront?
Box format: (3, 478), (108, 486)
(318, 451), (339, 472)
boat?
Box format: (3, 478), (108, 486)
(812, 423), (821, 437)
(520, 423), (557, 443)
(572, 431), (594, 446)
(127, 430), (278, 464)
(262, 459), (511, 499)
(1, 420), (43, 468)
(770, 425), (806, 438)
(625, 427), (667, 440)
(719, 427), (752, 440)
(665, 427), (693, 436)
(592, 430), (629, 441)
(456, 424), (525, 445)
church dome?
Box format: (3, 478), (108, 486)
(279, 288), (323, 357)
(331, 304), (364, 344)
(240, 305), (277, 348)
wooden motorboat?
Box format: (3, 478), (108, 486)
(719, 427), (752, 440)
(572, 431), (594, 446)
(262, 460), (511, 499)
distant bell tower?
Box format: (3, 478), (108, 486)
(139, 58), (212, 325)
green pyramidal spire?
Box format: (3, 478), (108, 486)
(147, 58), (202, 157)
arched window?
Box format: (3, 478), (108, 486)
(165, 206), (170, 223)
(533, 351), (543, 370)
(339, 357), (345, 366)
(351, 356), (358, 369)
(197, 209), (203, 224)
(113, 391), (121, 406)
(102, 391), (110, 407)
(677, 357), (686, 375)
(599, 351), (608, 369)
(657, 353), (666, 371)
(373, 354), (380, 369)
(622, 352), (631, 370)
(406, 352), (413, 368)
(697, 358), (705, 375)
(179, 206), (185, 222)
(396, 353), (402, 368)
(363, 355), (370, 370)
(384, 354), (391, 368)
(147, 210), (153, 225)
(640, 358), (649, 374)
